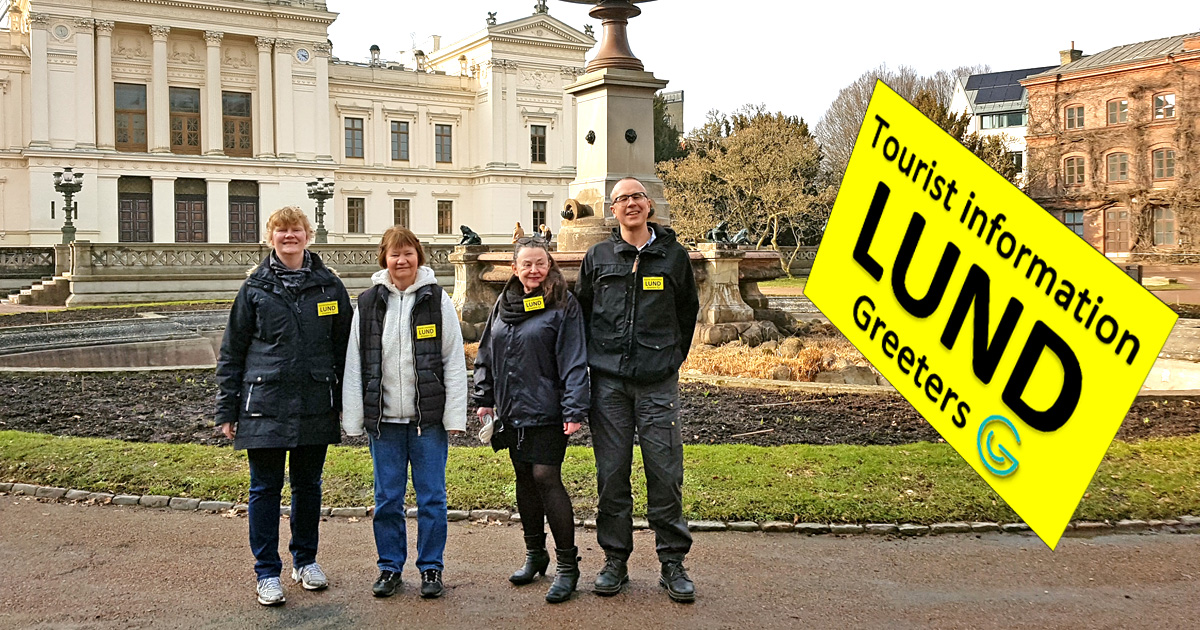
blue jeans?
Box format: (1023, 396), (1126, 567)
(246, 445), (328, 580)
(368, 422), (449, 574)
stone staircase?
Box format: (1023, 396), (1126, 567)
(7, 276), (70, 306)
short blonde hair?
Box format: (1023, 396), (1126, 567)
(377, 226), (426, 268)
(265, 206), (314, 245)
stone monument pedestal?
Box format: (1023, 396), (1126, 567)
(450, 245), (498, 342)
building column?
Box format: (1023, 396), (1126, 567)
(151, 175), (176, 243)
(314, 42), (332, 161)
(29, 13), (51, 148)
(203, 31), (224, 156)
(207, 178), (230, 243)
(149, 25), (171, 153)
(96, 174), (120, 241)
(255, 37), (275, 158)
(95, 21), (116, 150)
(273, 39), (295, 159)
(74, 19), (97, 149)
(372, 101), (385, 166)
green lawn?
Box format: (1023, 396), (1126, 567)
(757, 276), (807, 292)
(4, 430), (1198, 523)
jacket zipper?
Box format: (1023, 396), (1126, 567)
(627, 251), (642, 367)
(245, 383), (254, 411)
(413, 291), (423, 437)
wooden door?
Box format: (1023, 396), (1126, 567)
(229, 198), (259, 243)
(118, 195), (152, 242)
(175, 197), (207, 243)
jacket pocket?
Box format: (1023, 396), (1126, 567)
(591, 266), (630, 337)
(242, 369), (282, 418)
(635, 329), (682, 379)
(302, 368), (337, 415)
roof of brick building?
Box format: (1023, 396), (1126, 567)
(1027, 32), (1200, 79)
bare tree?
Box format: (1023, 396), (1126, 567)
(815, 64), (990, 188)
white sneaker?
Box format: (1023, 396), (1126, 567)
(292, 562), (329, 591)
(256, 577), (286, 606)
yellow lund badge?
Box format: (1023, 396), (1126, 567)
(415, 324), (437, 340)
(317, 301), (338, 316)
(643, 276), (664, 291)
(523, 296), (545, 311)
(804, 81), (1176, 550)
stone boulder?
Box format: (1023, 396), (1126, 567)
(770, 365), (792, 380)
(778, 337), (804, 358)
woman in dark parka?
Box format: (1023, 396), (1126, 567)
(215, 206), (352, 607)
(473, 235), (590, 603)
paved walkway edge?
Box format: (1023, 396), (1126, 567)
(4, 482), (1197, 539)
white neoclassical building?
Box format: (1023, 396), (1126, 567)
(0, 0), (594, 246)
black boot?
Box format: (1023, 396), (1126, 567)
(509, 533), (550, 585)
(660, 560), (695, 603)
(545, 547), (580, 604)
(592, 556), (628, 595)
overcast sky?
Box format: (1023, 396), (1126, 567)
(326, 0), (1195, 133)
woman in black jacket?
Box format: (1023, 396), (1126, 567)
(473, 235), (589, 603)
(215, 206), (352, 607)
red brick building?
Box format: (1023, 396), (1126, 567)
(1022, 33), (1200, 258)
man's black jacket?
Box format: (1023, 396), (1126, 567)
(574, 223), (699, 383)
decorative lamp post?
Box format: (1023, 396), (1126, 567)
(52, 167), (83, 244)
(306, 177), (334, 244)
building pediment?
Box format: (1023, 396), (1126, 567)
(493, 15), (591, 46)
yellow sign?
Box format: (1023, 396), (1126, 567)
(805, 81), (1176, 550)
(415, 324), (437, 340)
(523, 296), (545, 311)
(317, 301), (339, 317)
(643, 276), (664, 291)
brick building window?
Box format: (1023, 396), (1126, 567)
(169, 87), (201, 155)
(531, 125), (547, 163)
(437, 200), (453, 234)
(435, 124), (453, 163)
(345, 118), (364, 158)
(1009, 151), (1024, 172)
(1154, 207), (1175, 246)
(1106, 153), (1129, 182)
(1064, 157), (1085, 186)
(393, 198), (410, 228)
(347, 197), (365, 233)
(1107, 99), (1128, 124)
(222, 91), (252, 157)
(1065, 105), (1084, 129)
(391, 121), (409, 161)
(1154, 94), (1175, 120)
(1063, 211), (1084, 237)
(114, 83), (148, 152)
(1153, 149), (1176, 179)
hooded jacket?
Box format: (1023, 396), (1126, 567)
(574, 222), (700, 383)
(341, 266), (468, 436)
(472, 274), (590, 429)
(214, 252), (353, 450)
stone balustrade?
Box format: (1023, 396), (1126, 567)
(0, 247), (57, 292)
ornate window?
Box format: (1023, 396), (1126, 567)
(435, 124), (453, 163)
(115, 83), (148, 153)
(531, 125), (547, 163)
(437, 200), (453, 234)
(347, 197), (365, 233)
(532, 200), (547, 230)
(345, 118), (364, 158)
(222, 92), (252, 157)
(169, 87), (202, 155)
(391, 121), (409, 161)
(393, 198), (410, 228)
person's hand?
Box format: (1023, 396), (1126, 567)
(220, 423), (236, 439)
(477, 407), (494, 424)
(564, 422), (581, 435)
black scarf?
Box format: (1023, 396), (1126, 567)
(498, 276), (550, 324)
(269, 250), (312, 293)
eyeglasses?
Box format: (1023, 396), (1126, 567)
(515, 235), (548, 246)
(612, 192), (649, 206)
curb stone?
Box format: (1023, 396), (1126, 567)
(930, 522), (972, 535)
(9, 484), (1200, 539)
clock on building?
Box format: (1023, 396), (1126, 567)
(296, 48), (310, 63)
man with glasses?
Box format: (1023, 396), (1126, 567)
(574, 177), (700, 603)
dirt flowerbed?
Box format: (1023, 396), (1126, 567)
(1, 370), (1196, 448)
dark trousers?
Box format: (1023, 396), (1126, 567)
(590, 372), (692, 563)
(246, 445), (328, 580)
